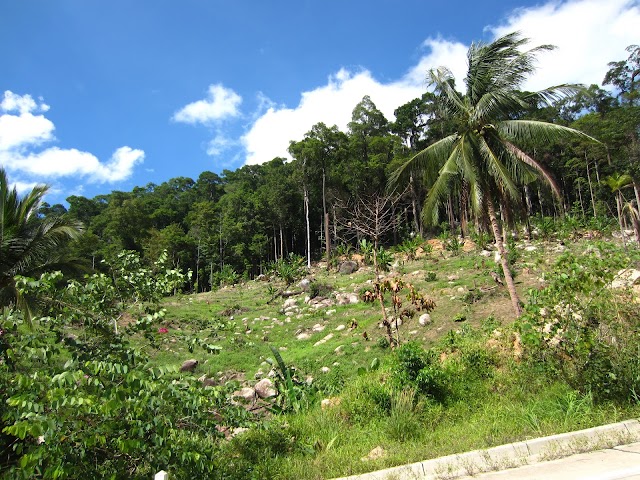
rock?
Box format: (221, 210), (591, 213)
(335, 324), (346, 331)
(298, 278), (311, 291)
(283, 298), (297, 309)
(320, 366), (330, 373)
(338, 261), (359, 275)
(447, 274), (459, 281)
(334, 345), (344, 354)
(296, 332), (311, 340)
(232, 387), (256, 403)
(336, 292), (360, 305)
(314, 333), (334, 346)
(254, 369), (264, 379)
(326, 309), (336, 316)
(525, 245), (537, 252)
(320, 397), (341, 410)
(312, 323), (325, 332)
(361, 446), (386, 461)
(418, 313), (431, 326)
(180, 359), (198, 372)
(254, 378), (277, 399)
(230, 427), (249, 438)
(255, 274), (267, 281)
(610, 269), (640, 289)
(480, 249), (492, 257)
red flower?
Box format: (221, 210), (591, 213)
(158, 327), (169, 334)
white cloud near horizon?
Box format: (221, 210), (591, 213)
(173, 83), (242, 124)
(0, 90), (144, 185)
(241, 0), (638, 166)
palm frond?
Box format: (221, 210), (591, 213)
(421, 146), (462, 225)
(502, 140), (562, 201)
(387, 134), (458, 190)
(477, 135), (521, 201)
(497, 120), (599, 144)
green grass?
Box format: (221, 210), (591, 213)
(123, 237), (640, 479)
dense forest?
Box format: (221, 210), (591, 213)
(35, 43), (639, 294)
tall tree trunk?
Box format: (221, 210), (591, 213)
(279, 224), (284, 260)
(487, 195), (522, 317)
(616, 192), (627, 248)
(322, 168), (330, 265)
(585, 154), (597, 217)
(575, 171), (585, 217)
(304, 186), (311, 269)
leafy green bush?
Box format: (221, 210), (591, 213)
(0, 253), (249, 479)
(269, 253), (306, 287)
(518, 242), (640, 403)
(212, 264), (240, 287)
(392, 342), (449, 402)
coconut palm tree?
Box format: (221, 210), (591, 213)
(389, 32), (596, 316)
(0, 168), (84, 320)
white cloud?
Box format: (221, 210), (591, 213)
(0, 91), (55, 151)
(2, 146), (144, 183)
(1, 90), (49, 115)
(0, 90), (144, 184)
(173, 84), (242, 124)
(489, 0), (640, 91)
(242, 69), (424, 165)
(241, 0), (637, 166)
(206, 133), (235, 156)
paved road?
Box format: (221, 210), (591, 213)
(458, 442), (640, 480)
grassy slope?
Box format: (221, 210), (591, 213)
(136, 237), (640, 479)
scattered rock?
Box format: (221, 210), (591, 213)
(312, 323), (325, 332)
(610, 269), (640, 289)
(418, 313), (431, 326)
(314, 333), (334, 346)
(180, 359), (198, 372)
(320, 397), (341, 410)
(335, 324), (346, 331)
(362, 446), (386, 462)
(296, 332), (311, 340)
(232, 387), (256, 403)
(480, 249), (492, 257)
(326, 309), (336, 316)
(254, 378), (278, 399)
(338, 261), (359, 275)
(320, 366), (330, 373)
(283, 298), (297, 309)
(334, 345), (344, 355)
(298, 278), (311, 291)
(336, 292), (359, 305)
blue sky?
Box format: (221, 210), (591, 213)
(1, 0), (638, 204)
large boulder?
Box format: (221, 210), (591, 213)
(232, 387), (256, 404)
(254, 378), (277, 399)
(180, 359), (198, 372)
(338, 261), (359, 275)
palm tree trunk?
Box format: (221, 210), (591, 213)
(487, 195), (522, 317)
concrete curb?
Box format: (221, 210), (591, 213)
(332, 419), (640, 480)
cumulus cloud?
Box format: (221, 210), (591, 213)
(0, 91), (144, 184)
(173, 84), (242, 124)
(241, 0), (637, 166)
(2, 146), (144, 183)
(0, 91), (55, 151)
(489, 0), (640, 91)
(242, 69), (424, 165)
